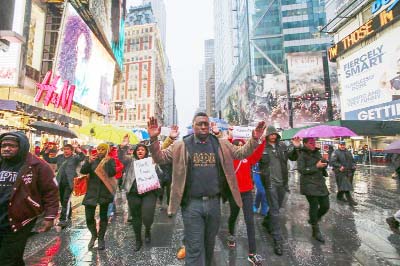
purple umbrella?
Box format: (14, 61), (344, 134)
(384, 140), (400, 154)
(294, 125), (357, 138)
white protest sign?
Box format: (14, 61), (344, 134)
(232, 126), (255, 139)
(160, 126), (171, 136)
(134, 157), (160, 194)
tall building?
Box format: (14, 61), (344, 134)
(198, 66), (206, 112)
(111, 3), (166, 128)
(214, 0), (335, 128)
(204, 39), (216, 117)
(164, 64), (177, 126)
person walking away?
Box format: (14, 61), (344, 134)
(147, 113), (265, 266)
(80, 143), (116, 250)
(0, 132), (59, 265)
(43, 143), (85, 228)
(119, 128), (178, 251)
(259, 126), (300, 256)
(330, 141), (358, 206)
(227, 139), (265, 265)
(297, 138), (330, 243)
(253, 163), (268, 216)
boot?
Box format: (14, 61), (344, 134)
(97, 221), (108, 250)
(312, 224), (325, 243)
(345, 192), (358, 206)
(87, 223), (97, 249)
(273, 240), (283, 256)
(145, 228), (151, 244)
(134, 238), (143, 251)
(134, 225), (142, 251)
(336, 191), (346, 202)
(386, 217), (400, 234)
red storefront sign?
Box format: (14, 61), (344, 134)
(34, 71), (75, 113)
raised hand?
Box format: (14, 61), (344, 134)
(169, 125), (179, 139)
(210, 122), (220, 135)
(147, 117), (161, 140)
(252, 121), (266, 140)
(291, 136), (301, 147)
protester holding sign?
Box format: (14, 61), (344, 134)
(119, 127), (178, 252)
(80, 143), (116, 250)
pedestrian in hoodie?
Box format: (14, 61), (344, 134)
(259, 126), (300, 256)
(227, 139), (265, 265)
(0, 131), (59, 265)
(80, 143), (116, 250)
(297, 138), (329, 243)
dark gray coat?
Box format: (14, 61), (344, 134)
(43, 152), (85, 189)
(80, 158), (116, 206)
(297, 147), (329, 196)
(330, 149), (355, 191)
(259, 126), (298, 190)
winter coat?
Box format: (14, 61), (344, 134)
(80, 157), (116, 206)
(297, 147), (329, 196)
(149, 134), (261, 215)
(0, 132), (59, 232)
(330, 149), (355, 192)
(233, 140), (265, 192)
(43, 151), (85, 189)
(259, 126), (298, 190)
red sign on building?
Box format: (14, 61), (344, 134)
(34, 71), (75, 113)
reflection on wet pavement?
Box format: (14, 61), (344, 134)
(23, 164), (400, 265)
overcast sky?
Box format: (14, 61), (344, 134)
(127, 0), (214, 129)
(164, 0), (214, 129)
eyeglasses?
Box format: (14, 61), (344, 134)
(194, 122), (209, 127)
(1, 143), (18, 149)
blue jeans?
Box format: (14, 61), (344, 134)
(182, 197), (221, 266)
(253, 172), (268, 215)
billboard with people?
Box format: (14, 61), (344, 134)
(54, 3), (116, 115)
(339, 24), (400, 120)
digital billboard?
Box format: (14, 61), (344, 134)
(339, 24), (400, 120)
(54, 3), (116, 115)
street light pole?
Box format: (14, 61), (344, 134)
(322, 50), (333, 121)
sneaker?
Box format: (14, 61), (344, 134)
(247, 253), (263, 266)
(176, 245), (186, 259)
(227, 235), (236, 248)
(386, 217), (400, 234)
(253, 205), (258, 213)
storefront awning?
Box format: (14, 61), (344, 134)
(282, 120), (400, 140)
(0, 99), (82, 126)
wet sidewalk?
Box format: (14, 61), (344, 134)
(23, 164), (400, 266)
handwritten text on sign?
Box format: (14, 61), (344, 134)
(133, 157), (160, 194)
(232, 126), (255, 139)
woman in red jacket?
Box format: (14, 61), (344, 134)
(227, 138), (265, 265)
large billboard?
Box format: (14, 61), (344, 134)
(287, 52), (341, 128)
(54, 3), (115, 115)
(339, 24), (400, 120)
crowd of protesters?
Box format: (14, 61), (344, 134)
(1, 111), (399, 266)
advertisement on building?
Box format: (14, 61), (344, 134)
(54, 3), (116, 115)
(339, 24), (400, 120)
(0, 0), (26, 87)
(287, 52), (341, 128)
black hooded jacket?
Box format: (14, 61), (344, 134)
(259, 126), (298, 190)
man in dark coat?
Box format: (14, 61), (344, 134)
(0, 132), (59, 265)
(297, 138), (329, 243)
(330, 141), (357, 206)
(259, 126), (299, 255)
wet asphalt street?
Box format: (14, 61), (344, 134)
(23, 164), (400, 266)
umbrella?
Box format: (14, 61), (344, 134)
(132, 127), (150, 140)
(29, 121), (78, 138)
(77, 123), (139, 144)
(384, 140), (400, 154)
(294, 125), (357, 138)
